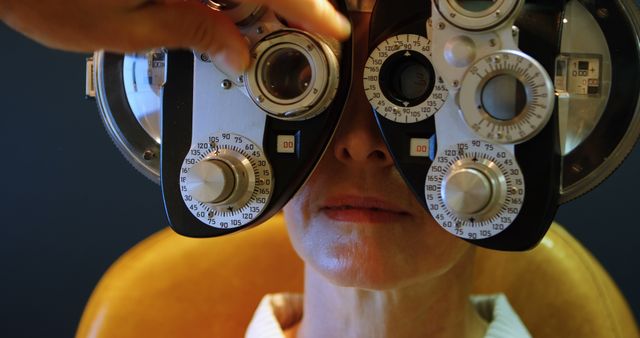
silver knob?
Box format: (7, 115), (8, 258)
(442, 168), (493, 216)
(185, 160), (236, 204)
(206, 0), (262, 26)
(426, 141), (524, 240)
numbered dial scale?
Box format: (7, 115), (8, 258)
(459, 50), (554, 144)
(364, 34), (448, 123)
(425, 140), (525, 240)
(180, 133), (273, 229)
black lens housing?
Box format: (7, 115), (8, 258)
(379, 51), (435, 107)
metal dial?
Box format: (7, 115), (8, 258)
(459, 50), (554, 144)
(185, 160), (235, 204)
(206, 0), (263, 26)
(180, 133), (273, 229)
(364, 34), (448, 123)
(425, 140), (525, 240)
(443, 168), (492, 215)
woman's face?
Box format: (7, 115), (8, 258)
(284, 11), (473, 290)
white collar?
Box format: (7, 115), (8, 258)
(245, 293), (531, 338)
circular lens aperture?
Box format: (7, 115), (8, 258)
(364, 34), (448, 123)
(456, 0), (497, 12)
(246, 30), (340, 120)
(481, 74), (527, 121)
(459, 50), (554, 144)
(440, 0), (519, 30)
(380, 52), (435, 107)
(262, 48), (312, 101)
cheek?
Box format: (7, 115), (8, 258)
(283, 188), (317, 264)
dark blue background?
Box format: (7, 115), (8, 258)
(1, 14), (639, 338)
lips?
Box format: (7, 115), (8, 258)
(320, 195), (411, 223)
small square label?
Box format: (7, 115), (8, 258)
(578, 60), (590, 70)
(410, 138), (430, 157)
(277, 135), (296, 154)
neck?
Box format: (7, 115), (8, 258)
(295, 248), (487, 338)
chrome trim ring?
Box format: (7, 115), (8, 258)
(245, 30), (340, 121)
(436, 0), (522, 30)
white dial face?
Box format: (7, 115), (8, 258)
(459, 50), (555, 144)
(180, 133), (273, 229)
(364, 34), (448, 123)
(425, 140), (525, 240)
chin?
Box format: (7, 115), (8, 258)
(284, 203), (472, 290)
(307, 240), (436, 290)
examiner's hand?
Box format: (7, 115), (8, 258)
(0, 0), (351, 70)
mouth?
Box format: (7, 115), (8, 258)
(320, 195), (412, 223)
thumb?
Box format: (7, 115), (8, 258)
(125, 2), (250, 70)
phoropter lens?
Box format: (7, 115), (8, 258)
(480, 74), (527, 121)
(247, 30), (340, 120)
(393, 63), (430, 100)
(261, 48), (312, 101)
(440, 0), (518, 30)
(455, 0), (497, 12)
(380, 52), (435, 107)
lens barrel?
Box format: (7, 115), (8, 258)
(246, 30), (340, 120)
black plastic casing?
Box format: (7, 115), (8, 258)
(161, 0), (353, 237)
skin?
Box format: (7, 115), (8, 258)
(0, 0), (350, 71)
(283, 12), (488, 338)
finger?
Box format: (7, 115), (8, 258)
(124, 1), (250, 70)
(253, 0), (351, 40)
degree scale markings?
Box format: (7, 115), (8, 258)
(425, 140), (525, 240)
(460, 50), (554, 144)
(363, 34), (448, 123)
(179, 133), (273, 229)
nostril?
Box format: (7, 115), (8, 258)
(370, 150), (387, 161)
(336, 146), (390, 163)
(340, 148), (351, 160)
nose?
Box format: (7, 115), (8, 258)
(330, 11), (393, 168)
(332, 89), (394, 167)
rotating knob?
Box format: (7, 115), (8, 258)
(185, 160), (236, 204)
(180, 133), (274, 229)
(442, 168), (492, 216)
(425, 141), (525, 240)
(437, 157), (509, 222)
